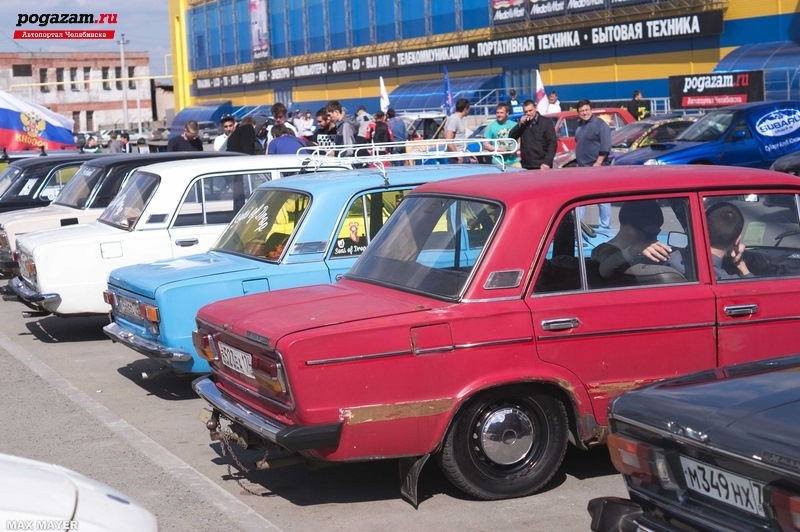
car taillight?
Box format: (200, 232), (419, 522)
(103, 290), (116, 305)
(192, 330), (216, 362)
(606, 433), (678, 489)
(139, 303), (159, 323)
(254, 358), (287, 396)
(769, 487), (800, 531)
(608, 433), (656, 483)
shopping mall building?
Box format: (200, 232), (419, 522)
(168, 0), (799, 119)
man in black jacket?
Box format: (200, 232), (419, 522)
(508, 99), (557, 169)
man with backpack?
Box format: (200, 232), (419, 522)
(365, 111), (394, 164)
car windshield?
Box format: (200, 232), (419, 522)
(97, 171), (159, 231)
(677, 110), (737, 142)
(611, 122), (652, 148)
(0, 166), (22, 198)
(213, 188), (311, 261)
(346, 195), (501, 300)
(53, 164), (104, 208)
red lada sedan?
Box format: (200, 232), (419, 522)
(193, 165), (800, 505)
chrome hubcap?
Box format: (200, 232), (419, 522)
(478, 406), (534, 465)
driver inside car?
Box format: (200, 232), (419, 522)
(591, 199), (684, 279)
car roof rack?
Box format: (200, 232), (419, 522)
(297, 138), (518, 180)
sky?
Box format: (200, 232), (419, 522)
(0, 0), (171, 77)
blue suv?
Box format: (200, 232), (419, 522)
(613, 101), (800, 168)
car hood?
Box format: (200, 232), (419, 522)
(197, 281), (430, 344)
(0, 453), (158, 531)
(109, 250), (261, 299)
(612, 141), (705, 165)
(611, 357), (800, 467)
(0, 454), (76, 522)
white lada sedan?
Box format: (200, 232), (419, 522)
(7, 155), (348, 317)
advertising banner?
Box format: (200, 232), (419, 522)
(669, 70), (765, 108)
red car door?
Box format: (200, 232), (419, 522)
(529, 196), (717, 426)
(703, 192), (800, 366)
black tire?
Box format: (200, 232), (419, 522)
(438, 387), (568, 500)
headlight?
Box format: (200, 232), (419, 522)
(643, 159), (666, 166)
(0, 230), (7, 248)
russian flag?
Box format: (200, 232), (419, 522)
(0, 91), (75, 151)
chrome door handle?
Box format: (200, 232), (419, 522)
(541, 318), (580, 331)
(175, 238), (199, 247)
(724, 304), (758, 317)
(335, 274), (344, 281)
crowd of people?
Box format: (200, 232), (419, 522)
(166, 88), (649, 171)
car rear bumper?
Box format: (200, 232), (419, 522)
(8, 277), (58, 313)
(588, 497), (647, 532)
(103, 322), (192, 362)
(192, 376), (342, 452)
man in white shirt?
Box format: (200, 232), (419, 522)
(214, 115), (236, 151)
(537, 91), (562, 115)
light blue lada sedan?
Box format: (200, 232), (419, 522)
(103, 162), (515, 375)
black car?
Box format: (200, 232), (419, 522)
(0, 153), (106, 213)
(771, 149), (800, 176)
(588, 355), (800, 532)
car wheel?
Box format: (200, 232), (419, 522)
(438, 387), (568, 500)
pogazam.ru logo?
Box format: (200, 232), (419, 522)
(13, 12), (118, 40)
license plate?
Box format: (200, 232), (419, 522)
(116, 295), (140, 319)
(218, 342), (254, 378)
(680, 456), (765, 517)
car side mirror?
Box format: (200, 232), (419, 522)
(667, 232), (689, 249)
(731, 130), (747, 141)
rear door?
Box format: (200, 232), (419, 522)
(169, 173), (268, 256)
(326, 187), (415, 281)
(529, 195), (716, 426)
(703, 191), (800, 366)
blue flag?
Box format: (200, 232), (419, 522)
(443, 66), (454, 116)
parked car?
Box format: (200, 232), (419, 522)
(0, 452), (157, 531)
(193, 165), (800, 505)
(588, 355), (800, 532)
(547, 107), (636, 153)
(8, 155), (350, 317)
(104, 162), (515, 376)
(554, 114), (697, 167)
(613, 100), (800, 168)
(0, 152), (238, 278)
(0, 153), (103, 213)
(197, 121), (220, 144)
(149, 127), (169, 141)
(770, 148), (800, 176)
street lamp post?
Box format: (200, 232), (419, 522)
(118, 33), (130, 130)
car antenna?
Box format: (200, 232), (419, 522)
(39, 146), (47, 156)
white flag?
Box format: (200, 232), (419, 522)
(379, 76), (390, 113)
(535, 70), (548, 115)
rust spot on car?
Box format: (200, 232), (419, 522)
(587, 380), (650, 398)
(340, 398), (454, 425)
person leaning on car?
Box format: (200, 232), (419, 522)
(508, 99), (557, 170)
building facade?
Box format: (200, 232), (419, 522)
(168, 0), (799, 116)
(0, 52), (154, 132)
